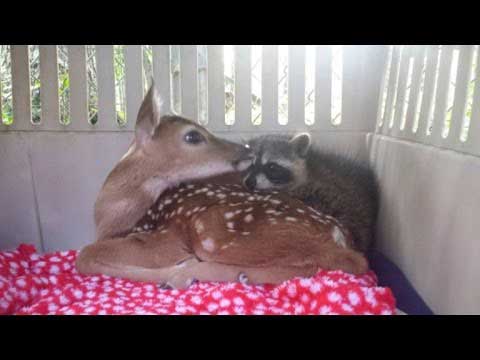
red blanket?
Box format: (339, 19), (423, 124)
(0, 244), (396, 315)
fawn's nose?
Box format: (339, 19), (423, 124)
(244, 175), (257, 191)
(238, 144), (254, 160)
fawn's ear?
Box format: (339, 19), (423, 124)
(289, 132), (311, 158)
(135, 82), (165, 146)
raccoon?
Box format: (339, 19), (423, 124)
(242, 133), (379, 253)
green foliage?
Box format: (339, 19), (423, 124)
(0, 45), (271, 127)
(113, 45), (126, 126)
(1, 45), (13, 125)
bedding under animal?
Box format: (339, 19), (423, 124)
(0, 244), (396, 315)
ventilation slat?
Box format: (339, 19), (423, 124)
(466, 49), (480, 156)
(313, 45), (332, 130)
(207, 45), (226, 131)
(359, 46), (387, 133)
(39, 46), (61, 130)
(287, 45), (306, 131)
(447, 45), (474, 150)
(233, 45), (251, 131)
(179, 45), (198, 121)
(429, 45), (453, 146)
(361, 45), (387, 133)
(376, 46), (393, 130)
(68, 45), (89, 130)
(125, 45), (143, 130)
(415, 45), (440, 143)
(403, 46), (426, 141)
(391, 46), (411, 138)
(96, 45), (116, 130)
(152, 45), (171, 114)
(341, 45), (361, 131)
(11, 45), (32, 130)
(381, 46), (401, 135)
(261, 45), (278, 129)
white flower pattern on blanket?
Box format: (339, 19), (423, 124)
(0, 245), (396, 315)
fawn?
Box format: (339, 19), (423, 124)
(76, 84), (368, 288)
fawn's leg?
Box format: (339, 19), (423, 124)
(77, 234), (358, 289)
(167, 244), (368, 289)
(76, 223), (262, 288)
(168, 262), (320, 288)
(77, 228), (314, 288)
(76, 223), (195, 284)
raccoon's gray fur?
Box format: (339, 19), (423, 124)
(242, 133), (379, 253)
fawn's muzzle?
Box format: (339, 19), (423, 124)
(232, 145), (254, 171)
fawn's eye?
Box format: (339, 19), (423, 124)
(184, 130), (206, 145)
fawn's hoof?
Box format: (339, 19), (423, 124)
(157, 282), (175, 290)
(186, 278), (199, 287)
(238, 272), (249, 284)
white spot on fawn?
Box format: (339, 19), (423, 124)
(285, 217), (297, 222)
(227, 222), (235, 229)
(332, 226), (347, 248)
(224, 212), (234, 220)
(201, 238), (215, 252)
(195, 220), (205, 233)
(244, 214), (254, 223)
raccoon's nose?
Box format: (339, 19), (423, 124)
(244, 175), (256, 191)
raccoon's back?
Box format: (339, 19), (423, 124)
(298, 150), (379, 252)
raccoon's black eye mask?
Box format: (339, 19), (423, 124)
(263, 162), (292, 184)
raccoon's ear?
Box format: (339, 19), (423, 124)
(289, 133), (311, 157)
